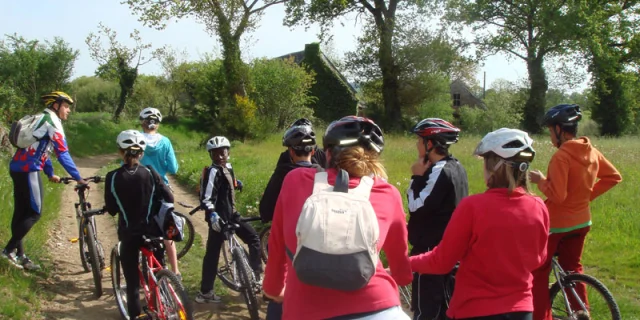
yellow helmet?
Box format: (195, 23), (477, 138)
(41, 91), (74, 107)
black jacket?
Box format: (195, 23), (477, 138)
(199, 162), (240, 222)
(407, 156), (468, 253)
(259, 161), (321, 223)
(275, 147), (327, 169)
(105, 164), (174, 241)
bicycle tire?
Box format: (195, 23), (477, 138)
(174, 212), (195, 260)
(155, 269), (194, 320)
(78, 210), (91, 273)
(85, 221), (103, 298)
(259, 226), (270, 264)
(110, 243), (129, 319)
(218, 241), (241, 292)
(549, 273), (621, 320)
(232, 247), (260, 320)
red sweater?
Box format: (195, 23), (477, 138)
(263, 168), (413, 320)
(410, 188), (549, 319)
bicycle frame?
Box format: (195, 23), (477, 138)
(139, 243), (186, 319)
(551, 257), (590, 315)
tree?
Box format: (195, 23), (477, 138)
(123, 0), (287, 106)
(443, 0), (576, 133)
(85, 22), (163, 120)
(157, 48), (192, 119)
(69, 76), (120, 113)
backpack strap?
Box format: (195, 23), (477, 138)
(351, 175), (374, 199)
(312, 172), (332, 194)
(333, 169), (349, 193)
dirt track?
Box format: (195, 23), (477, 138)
(40, 155), (264, 320)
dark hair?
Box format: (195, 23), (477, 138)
(120, 149), (142, 166)
(292, 148), (312, 157)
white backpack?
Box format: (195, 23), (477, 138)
(287, 169), (380, 291)
(9, 113), (46, 148)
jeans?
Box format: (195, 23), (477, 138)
(266, 301), (283, 320)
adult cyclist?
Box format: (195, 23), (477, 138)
(274, 118), (326, 168)
(407, 118), (469, 320)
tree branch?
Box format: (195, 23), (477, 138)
(250, 0), (288, 14)
(357, 0), (377, 15)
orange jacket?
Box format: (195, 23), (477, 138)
(538, 137), (622, 231)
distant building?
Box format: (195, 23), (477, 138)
(450, 79), (486, 111)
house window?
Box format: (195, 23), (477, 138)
(453, 93), (461, 107)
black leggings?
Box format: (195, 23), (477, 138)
(120, 237), (165, 318)
(5, 171), (43, 256)
(455, 312), (532, 320)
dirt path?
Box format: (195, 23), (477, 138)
(40, 155), (265, 320)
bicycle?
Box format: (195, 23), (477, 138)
(60, 176), (107, 298)
(549, 255), (621, 319)
(182, 203), (262, 320)
(111, 235), (194, 320)
(171, 203), (195, 260)
(258, 224), (270, 263)
(399, 264), (456, 313)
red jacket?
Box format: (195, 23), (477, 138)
(263, 168), (413, 320)
(410, 188), (549, 319)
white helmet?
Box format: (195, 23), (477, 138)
(117, 130), (147, 151)
(473, 128), (535, 162)
(139, 107), (163, 122)
(206, 136), (231, 151)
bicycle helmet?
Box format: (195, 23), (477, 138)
(542, 104), (582, 128)
(290, 118), (312, 127)
(283, 124), (316, 151)
(41, 91), (74, 107)
(139, 107), (163, 122)
(410, 118), (460, 145)
(116, 130), (147, 151)
(323, 116), (384, 153)
(474, 128), (535, 169)
(206, 136), (231, 151)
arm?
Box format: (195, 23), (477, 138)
(104, 172), (118, 217)
(43, 157), (54, 178)
(590, 150), (622, 201)
(410, 199), (473, 274)
(259, 167), (288, 223)
(263, 178), (288, 298)
(383, 187), (413, 286)
(50, 131), (82, 181)
(200, 166), (219, 219)
(537, 153), (570, 204)
(165, 138), (179, 175)
(407, 161), (447, 213)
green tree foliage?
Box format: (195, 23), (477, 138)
(85, 23), (163, 121)
(69, 76), (120, 113)
(442, 0), (577, 133)
(458, 79), (526, 134)
(0, 34), (79, 114)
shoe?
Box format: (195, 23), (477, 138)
(134, 314), (152, 320)
(195, 290), (222, 303)
(1, 249), (23, 270)
(17, 255), (41, 271)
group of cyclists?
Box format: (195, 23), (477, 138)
(1, 90), (623, 320)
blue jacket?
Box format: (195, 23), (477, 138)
(140, 132), (178, 185)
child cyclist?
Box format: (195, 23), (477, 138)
(410, 128), (549, 320)
(105, 130), (174, 320)
(196, 136), (263, 303)
(529, 104), (622, 320)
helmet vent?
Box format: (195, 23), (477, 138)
(502, 140), (524, 149)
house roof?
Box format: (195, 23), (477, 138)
(451, 79), (487, 110)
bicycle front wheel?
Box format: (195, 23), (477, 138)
(155, 269), (194, 320)
(549, 273), (621, 319)
(78, 211), (91, 272)
(232, 247), (260, 320)
(259, 226), (270, 264)
(110, 243), (129, 319)
(174, 212), (195, 260)
(85, 221), (103, 298)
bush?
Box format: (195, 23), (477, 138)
(458, 86), (525, 134)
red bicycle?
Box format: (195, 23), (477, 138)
(110, 235), (194, 320)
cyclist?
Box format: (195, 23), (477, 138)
(196, 136), (262, 304)
(411, 128), (549, 320)
(137, 107), (181, 279)
(407, 118), (468, 320)
(530, 104), (622, 320)
(2, 91), (86, 271)
(105, 130), (174, 320)
(263, 116), (413, 319)
(275, 118), (326, 168)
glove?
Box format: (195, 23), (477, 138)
(209, 212), (221, 232)
(236, 179), (243, 192)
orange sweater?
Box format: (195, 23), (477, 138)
(538, 137), (622, 231)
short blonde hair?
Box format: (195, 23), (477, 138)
(331, 146), (387, 180)
(484, 152), (530, 194)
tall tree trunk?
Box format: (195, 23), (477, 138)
(377, 20), (401, 131)
(523, 56), (548, 133)
(591, 61), (631, 136)
(115, 83), (128, 121)
(221, 36), (246, 103)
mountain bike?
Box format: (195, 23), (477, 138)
(172, 205), (195, 260)
(60, 176), (107, 298)
(399, 264), (456, 314)
(182, 203), (262, 320)
(549, 255), (621, 319)
(259, 225), (270, 263)
(110, 235), (194, 320)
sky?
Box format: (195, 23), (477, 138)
(3, 0), (588, 92)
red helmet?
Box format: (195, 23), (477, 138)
(410, 118), (460, 145)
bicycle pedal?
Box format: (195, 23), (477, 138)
(69, 238), (79, 243)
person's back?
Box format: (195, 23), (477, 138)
(138, 108), (178, 186)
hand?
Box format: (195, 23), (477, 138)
(236, 179), (243, 192)
(264, 288), (284, 303)
(48, 175), (61, 183)
(209, 212), (221, 232)
(76, 179), (88, 185)
(411, 157), (431, 176)
(528, 170), (546, 184)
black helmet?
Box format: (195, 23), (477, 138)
(542, 104), (582, 128)
(410, 118), (460, 146)
(283, 124), (316, 151)
(323, 116), (384, 153)
(290, 118), (312, 127)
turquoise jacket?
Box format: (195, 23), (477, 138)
(140, 132), (178, 186)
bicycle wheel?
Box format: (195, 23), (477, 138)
(85, 220), (103, 298)
(78, 210), (91, 272)
(218, 240), (241, 292)
(259, 226), (270, 264)
(111, 243), (129, 319)
(174, 212), (195, 260)
(399, 285), (412, 310)
(155, 269), (194, 320)
(232, 247), (260, 320)
(549, 273), (621, 319)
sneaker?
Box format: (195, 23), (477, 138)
(17, 255), (41, 271)
(1, 249), (23, 269)
(195, 290), (222, 303)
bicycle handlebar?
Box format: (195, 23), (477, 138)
(177, 202), (261, 222)
(84, 206), (107, 218)
(60, 176), (104, 185)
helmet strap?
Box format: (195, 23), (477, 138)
(553, 126), (563, 148)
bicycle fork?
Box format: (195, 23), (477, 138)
(553, 261), (590, 318)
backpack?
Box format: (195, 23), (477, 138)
(9, 113), (46, 148)
(287, 169), (380, 291)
